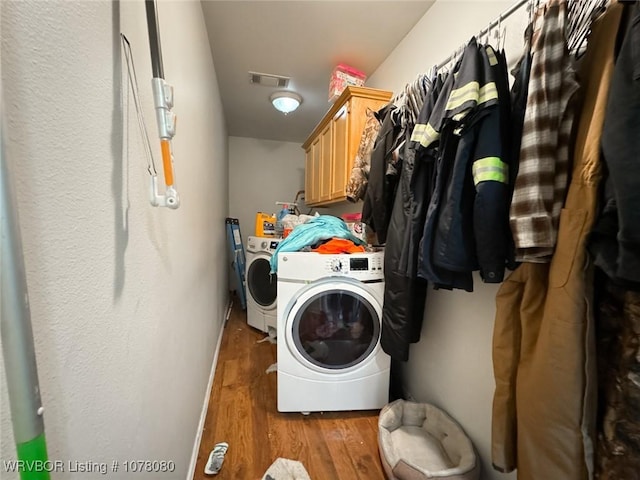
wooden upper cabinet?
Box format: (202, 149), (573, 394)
(302, 86), (392, 206)
(319, 123), (332, 203)
(304, 136), (322, 204)
(331, 103), (349, 199)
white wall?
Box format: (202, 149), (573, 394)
(228, 136), (305, 239)
(364, 1), (530, 479)
(0, 1), (228, 478)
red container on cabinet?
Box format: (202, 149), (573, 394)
(329, 64), (366, 102)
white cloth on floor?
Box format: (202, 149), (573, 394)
(262, 458), (311, 480)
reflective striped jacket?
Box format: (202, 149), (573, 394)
(411, 39), (511, 287)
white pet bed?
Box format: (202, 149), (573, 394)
(378, 399), (480, 480)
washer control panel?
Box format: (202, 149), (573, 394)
(324, 253), (383, 275)
(247, 236), (281, 253)
(329, 258), (345, 273)
(260, 240), (281, 252)
(278, 251), (384, 281)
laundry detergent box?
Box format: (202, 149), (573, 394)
(255, 212), (276, 237)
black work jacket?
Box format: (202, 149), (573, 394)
(380, 76), (443, 361)
(362, 104), (401, 245)
(412, 39), (511, 290)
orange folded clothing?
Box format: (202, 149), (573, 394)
(312, 238), (366, 254)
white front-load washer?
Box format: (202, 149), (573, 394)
(245, 236), (281, 333)
(276, 250), (389, 413)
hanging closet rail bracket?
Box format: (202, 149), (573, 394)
(436, 0), (530, 70)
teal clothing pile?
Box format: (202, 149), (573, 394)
(269, 215), (366, 273)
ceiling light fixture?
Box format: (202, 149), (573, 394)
(270, 91), (302, 114)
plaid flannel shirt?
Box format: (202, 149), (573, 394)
(509, 0), (579, 262)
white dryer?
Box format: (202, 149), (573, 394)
(276, 250), (390, 413)
(245, 236), (281, 333)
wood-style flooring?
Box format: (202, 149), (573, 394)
(193, 301), (386, 480)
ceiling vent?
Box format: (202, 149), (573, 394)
(249, 71), (290, 88)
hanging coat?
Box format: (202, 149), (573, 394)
(380, 74), (444, 361)
(402, 74), (445, 281)
(492, 3), (623, 479)
(594, 271), (640, 480)
(505, 26), (533, 270)
(362, 104), (402, 244)
(589, 0), (640, 287)
(591, 4), (640, 476)
(509, 0), (579, 263)
(345, 108), (383, 203)
(431, 45), (511, 284)
(413, 39), (511, 291)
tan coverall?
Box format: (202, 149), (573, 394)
(491, 4), (624, 479)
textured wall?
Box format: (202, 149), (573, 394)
(0, 1), (228, 478)
(228, 136), (304, 239)
(365, 1), (528, 479)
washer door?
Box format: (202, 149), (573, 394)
(285, 279), (381, 372)
(247, 254), (277, 309)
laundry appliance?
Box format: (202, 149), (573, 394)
(276, 250), (389, 413)
(245, 235), (281, 333)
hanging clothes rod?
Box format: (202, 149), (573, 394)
(436, 0), (530, 70)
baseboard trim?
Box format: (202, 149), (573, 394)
(186, 300), (229, 479)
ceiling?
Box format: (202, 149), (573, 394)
(201, 1), (435, 144)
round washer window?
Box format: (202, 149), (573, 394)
(291, 288), (380, 370)
(248, 258), (277, 307)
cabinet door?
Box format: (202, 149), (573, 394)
(319, 123), (332, 202)
(304, 147), (315, 205)
(311, 137), (321, 204)
(306, 137), (322, 204)
(302, 87), (393, 207)
(330, 103), (349, 199)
